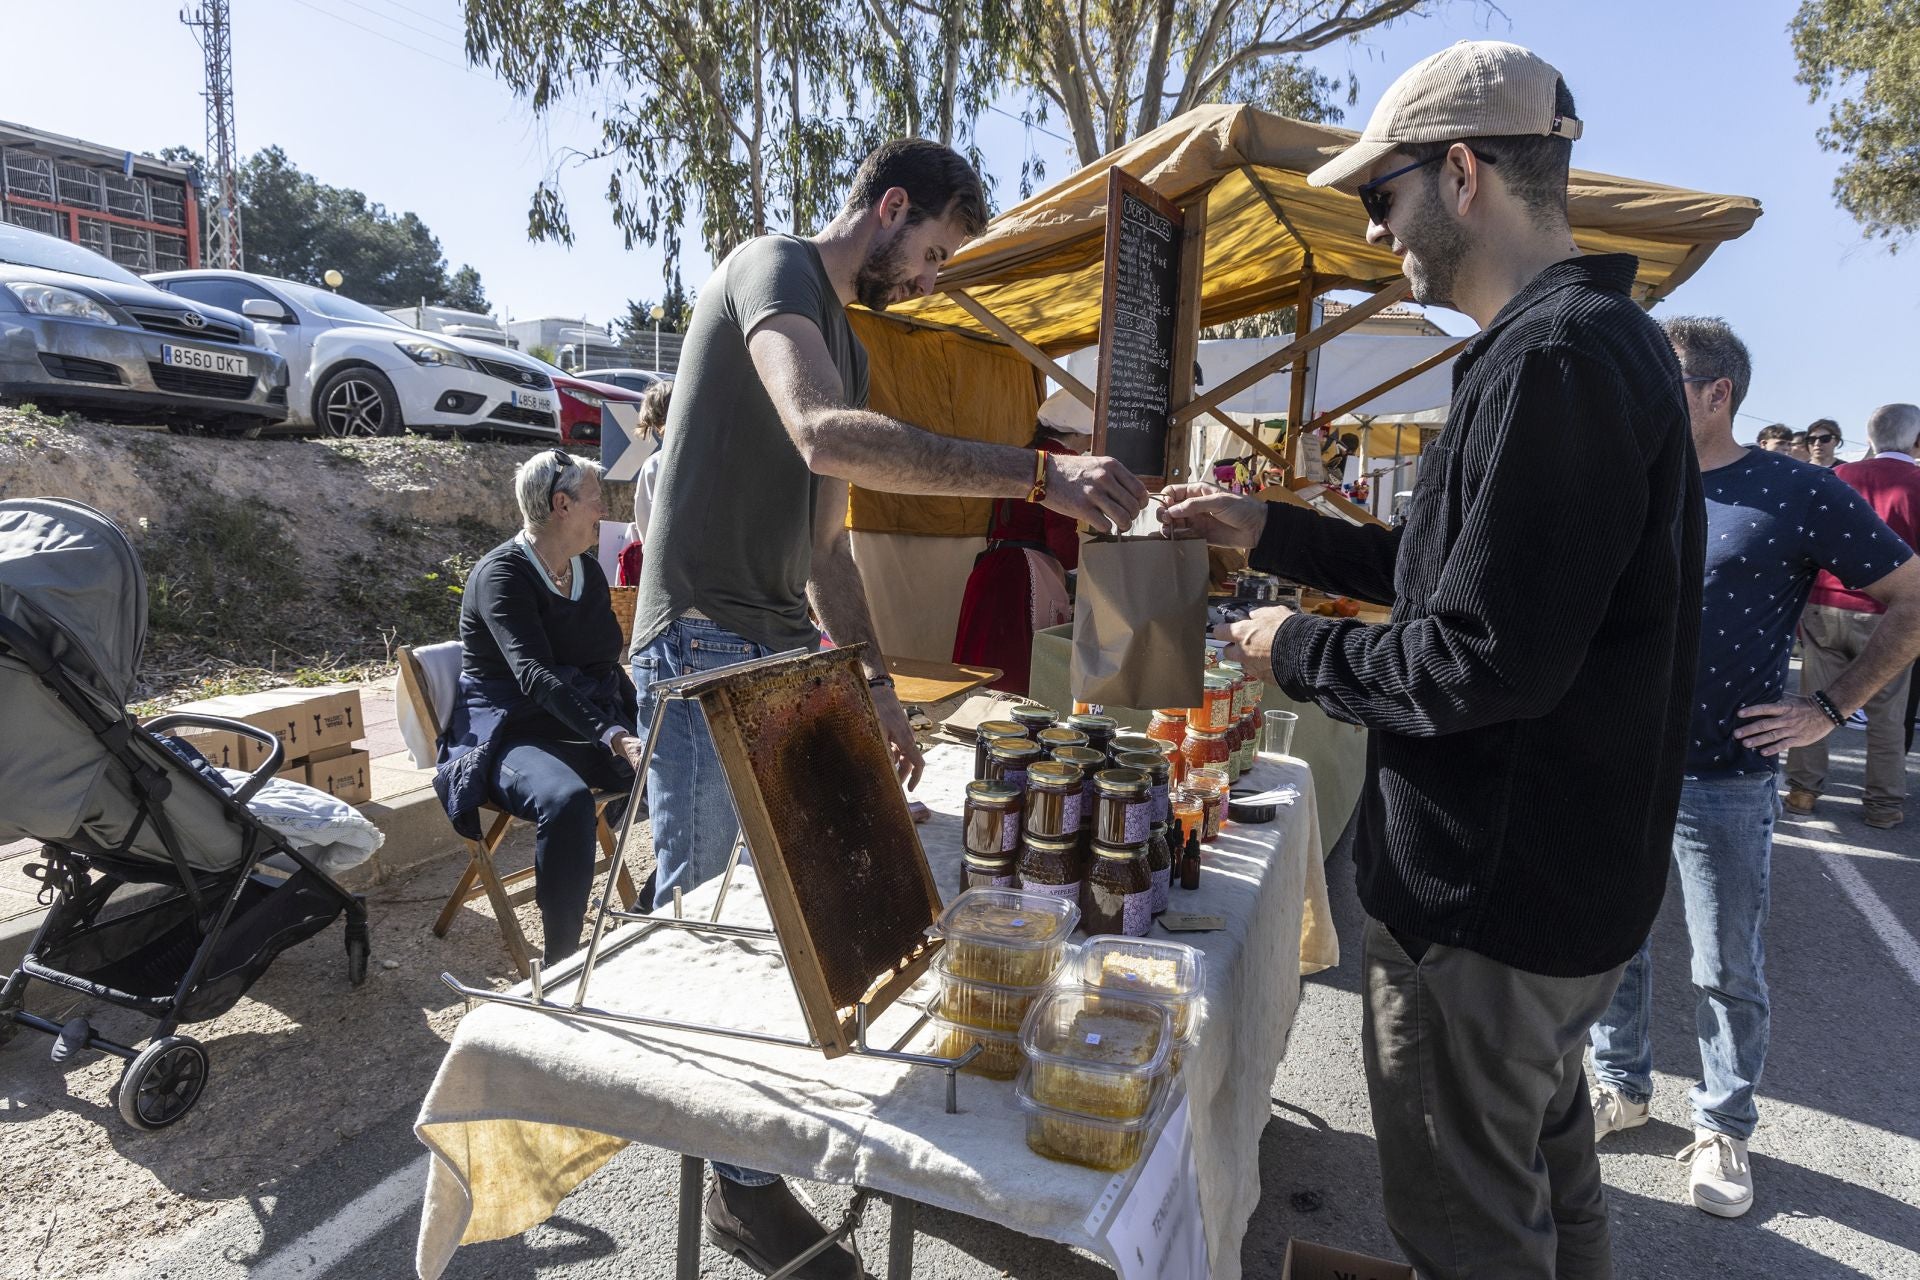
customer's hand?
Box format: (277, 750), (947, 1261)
(1159, 484), (1268, 548)
(1041, 454), (1150, 534)
(610, 731), (647, 770)
(871, 685), (926, 790)
(1733, 696), (1837, 757)
(1213, 605), (1296, 676)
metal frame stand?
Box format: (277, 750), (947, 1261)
(440, 654), (969, 1279)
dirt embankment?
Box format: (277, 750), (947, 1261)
(0, 408), (625, 707)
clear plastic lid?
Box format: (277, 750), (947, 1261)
(1013, 1062), (1170, 1134)
(1019, 988), (1172, 1078)
(932, 887), (1080, 952)
(1074, 936), (1205, 1003)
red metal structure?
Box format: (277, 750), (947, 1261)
(0, 120), (200, 273)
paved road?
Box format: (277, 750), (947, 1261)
(75, 733), (1920, 1278)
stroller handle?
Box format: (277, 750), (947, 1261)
(145, 713), (287, 805)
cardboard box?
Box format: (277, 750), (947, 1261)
(308, 748), (371, 806)
(275, 764), (309, 785)
(173, 728), (269, 772)
(1281, 1240), (1416, 1280)
(167, 686), (364, 761)
(305, 741), (358, 765)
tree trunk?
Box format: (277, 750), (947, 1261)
(750, 0), (767, 237)
(1136, 0), (1175, 136)
(938, 0), (962, 145)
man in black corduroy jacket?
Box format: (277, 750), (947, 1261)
(1163, 41), (1705, 1280)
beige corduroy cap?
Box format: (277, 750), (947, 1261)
(1306, 40), (1582, 191)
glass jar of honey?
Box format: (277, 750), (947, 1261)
(1147, 711), (1187, 779)
(1111, 732), (1158, 765)
(985, 738), (1043, 796)
(1066, 714), (1117, 762)
(1146, 823), (1173, 915)
(1223, 717), (1246, 779)
(1181, 728), (1230, 777)
(963, 781), (1021, 859)
(1083, 842), (1153, 937)
(1234, 713), (1257, 776)
(1093, 768), (1152, 847)
(1011, 704), (1059, 736)
(1035, 726), (1089, 755)
(1187, 673), (1235, 733)
(1024, 761), (1084, 840)
(1188, 767), (1230, 840)
(960, 851), (1017, 894)
(1113, 750), (1170, 828)
(1017, 834), (1084, 904)
(1170, 787), (1205, 851)
(974, 719), (1028, 778)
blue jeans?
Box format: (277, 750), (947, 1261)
(633, 615), (782, 1187)
(487, 739), (631, 964)
(1589, 771), (1780, 1140)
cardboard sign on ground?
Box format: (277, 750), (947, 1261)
(1280, 1239), (1415, 1280)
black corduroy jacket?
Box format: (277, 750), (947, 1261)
(1255, 254), (1704, 977)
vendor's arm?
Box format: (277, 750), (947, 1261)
(1158, 486), (1401, 606)
(1247, 350), (1657, 737)
(806, 478), (925, 787)
(471, 556), (622, 743)
(747, 315), (1147, 532)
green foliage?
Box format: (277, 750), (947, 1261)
(528, 344), (559, 365)
(617, 274), (695, 344)
(144, 495), (303, 647)
(1792, 0), (1920, 245)
(162, 144), (491, 307)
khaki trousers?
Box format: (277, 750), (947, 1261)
(1363, 919), (1623, 1280)
(1787, 604), (1913, 812)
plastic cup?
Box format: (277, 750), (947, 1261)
(1261, 710), (1300, 759)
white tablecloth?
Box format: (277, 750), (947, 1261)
(414, 745), (1333, 1279)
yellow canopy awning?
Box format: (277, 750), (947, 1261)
(887, 104), (1761, 354)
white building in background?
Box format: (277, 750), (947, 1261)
(503, 317), (623, 369)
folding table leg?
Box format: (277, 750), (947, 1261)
(886, 1194), (917, 1280)
(677, 1155), (704, 1280)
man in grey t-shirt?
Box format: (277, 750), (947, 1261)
(630, 139), (1147, 1278)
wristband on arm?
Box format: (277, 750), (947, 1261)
(1809, 690), (1846, 727)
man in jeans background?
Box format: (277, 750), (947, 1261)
(1163, 41), (1698, 1279)
(630, 139), (1147, 1278)
(1589, 326), (1920, 1219)
(1785, 403), (1920, 828)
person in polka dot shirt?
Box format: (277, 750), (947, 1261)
(1589, 318), (1920, 1220)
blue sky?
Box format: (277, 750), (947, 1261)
(3, 0), (1913, 450)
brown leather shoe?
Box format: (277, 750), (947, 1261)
(703, 1174), (862, 1279)
(1783, 787), (1819, 816)
(1864, 807), (1904, 830)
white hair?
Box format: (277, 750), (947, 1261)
(1865, 404), (1920, 455)
(514, 449), (603, 532)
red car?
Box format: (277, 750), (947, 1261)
(546, 369), (648, 447)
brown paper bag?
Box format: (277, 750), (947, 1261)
(1070, 537), (1208, 709)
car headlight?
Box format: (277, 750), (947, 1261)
(6, 282), (119, 325)
(395, 338), (476, 370)
(565, 388), (608, 410)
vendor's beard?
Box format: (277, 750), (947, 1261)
(854, 230), (911, 311)
(1394, 187), (1469, 310)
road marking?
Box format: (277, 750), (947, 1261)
(115, 1155), (427, 1280)
(1818, 851), (1920, 990)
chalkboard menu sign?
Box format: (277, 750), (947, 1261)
(1093, 169), (1185, 482)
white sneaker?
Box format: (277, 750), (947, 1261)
(1677, 1127), (1753, 1218)
(1590, 1081), (1650, 1142)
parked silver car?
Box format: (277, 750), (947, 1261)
(0, 222), (288, 433)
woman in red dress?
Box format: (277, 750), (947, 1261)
(951, 428), (1082, 694)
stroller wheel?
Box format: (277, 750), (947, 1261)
(115, 1036), (209, 1131)
(345, 918), (371, 987)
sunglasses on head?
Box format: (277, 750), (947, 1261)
(1357, 148), (1497, 226)
(544, 449), (574, 510)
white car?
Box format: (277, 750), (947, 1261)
(148, 269), (558, 439)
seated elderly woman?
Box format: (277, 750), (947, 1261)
(434, 449), (644, 963)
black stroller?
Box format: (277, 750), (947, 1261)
(0, 497), (369, 1130)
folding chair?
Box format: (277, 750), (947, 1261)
(396, 643), (638, 978)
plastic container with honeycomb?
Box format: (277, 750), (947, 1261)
(934, 946), (1061, 1032)
(1019, 988), (1171, 1120)
(1015, 1065), (1169, 1172)
(1073, 936), (1206, 1040)
(931, 887), (1080, 987)
(925, 998), (1025, 1079)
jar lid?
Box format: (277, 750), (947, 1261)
(1112, 733), (1158, 753)
(1186, 728), (1227, 741)
(963, 850), (1017, 869)
(1027, 760), (1081, 788)
(1067, 713), (1118, 733)
(1114, 750), (1168, 777)
(977, 719), (1028, 739)
(1035, 726), (1089, 748)
(1204, 673), (1235, 691)
(1149, 709), (1188, 722)
(1011, 705), (1058, 726)
(1022, 833), (1080, 853)
(990, 739), (1043, 761)
(965, 780), (1020, 804)
(1052, 745), (1105, 768)
(1093, 767), (1149, 797)
(1093, 840), (1148, 859)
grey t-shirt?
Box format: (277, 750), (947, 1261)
(632, 235), (868, 655)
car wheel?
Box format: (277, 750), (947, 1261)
(316, 366), (403, 438)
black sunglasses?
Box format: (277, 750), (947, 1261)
(544, 449), (574, 510)
(1807, 433), (1839, 445)
(1356, 149), (1496, 226)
